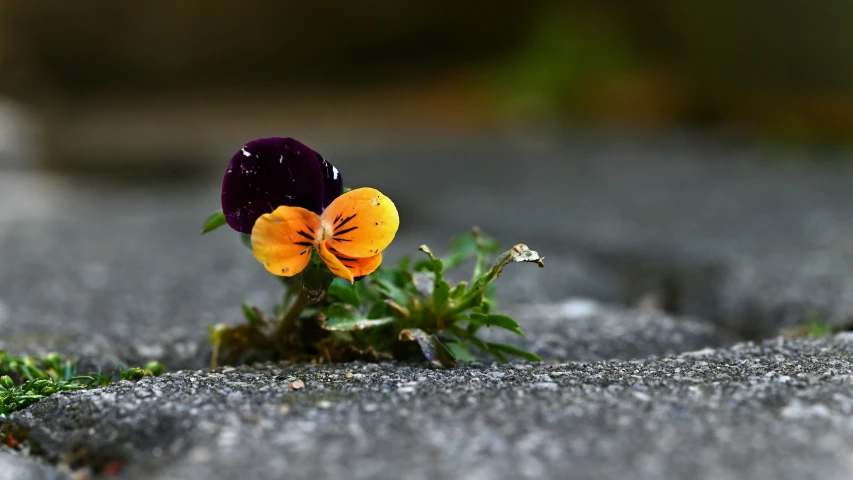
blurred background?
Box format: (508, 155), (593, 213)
(3, 0), (853, 356)
(2, 0), (853, 171)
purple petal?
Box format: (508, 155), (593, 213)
(316, 152), (343, 210)
(221, 137), (341, 234)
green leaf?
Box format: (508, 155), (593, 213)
(443, 229), (500, 269)
(397, 256), (412, 270)
(0, 352), (157, 416)
(366, 301), (392, 320)
(485, 342), (542, 362)
(469, 313), (524, 336)
(373, 278), (410, 306)
(449, 281), (467, 299)
(450, 326), (489, 351)
(399, 328), (456, 367)
(478, 298), (493, 315)
(437, 331), (463, 343)
(319, 304), (394, 331)
(445, 342), (477, 362)
(201, 210), (227, 234)
(433, 280), (451, 308)
(240, 233), (252, 249)
(413, 259), (434, 272)
(383, 300), (410, 319)
(299, 306), (321, 319)
(328, 280), (361, 307)
(430, 258), (445, 280)
(323, 317), (395, 331)
(121, 367), (147, 381)
(451, 327), (538, 362)
(417, 245), (444, 283)
(484, 284), (498, 306)
(450, 244), (544, 315)
(484, 345), (507, 361)
(354, 278), (372, 303)
(470, 233), (499, 283)
(241, 303), (264, 326)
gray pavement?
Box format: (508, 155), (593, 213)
(7, 336), (853, 480)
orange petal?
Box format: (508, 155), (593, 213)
(330, 244), (383, 277)
(317, 240), (355, 283)
(318, 242), (384, 283)
(320, 187), (399, 258)
(251, 206), (321, 276)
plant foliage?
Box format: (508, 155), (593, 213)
(210, 228), (544, 367)
(0, 351), (163, 417)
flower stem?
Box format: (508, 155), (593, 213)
(276, 291), (309, 341)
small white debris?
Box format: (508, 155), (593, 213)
(679, 347), (717, 358)
(507, 244), (544, 267)
(241, 147), (251, 157)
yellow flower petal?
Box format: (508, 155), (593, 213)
(251, 206), (321, 277)
(320, 187), (399, 258)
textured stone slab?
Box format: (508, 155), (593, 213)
(484, 299), (732, 361)
(5, 337), (853, 480)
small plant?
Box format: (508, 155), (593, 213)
(781, 313), (836, 339)
(204, 137), (544, 367)
(0, 351), (163, 417)
(806, 320), (833, 337)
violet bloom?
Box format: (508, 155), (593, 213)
(221, 137), (343, 234)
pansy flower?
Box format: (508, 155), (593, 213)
(221, 137), (399, 283)
(252, 188), (399, 283)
